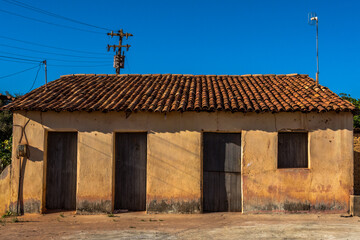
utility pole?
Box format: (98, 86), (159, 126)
(43, 60), (47, 90)
(107, 29), (133, 74)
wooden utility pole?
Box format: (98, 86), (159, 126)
(107, 29), (133, 74)
(43, 60), (47, 90)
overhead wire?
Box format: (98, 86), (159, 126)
(0, 8), (105, 34)
(0, 55), (41, 63)
(27, 63), (42, 92)
(0, 58), (41, 64)
(0, 50), (112, 63)
(0, 54), (111, 67)
(0, 1), (116, 76)
(2, 0), (111, 31)
(49, 63), (111, 67)
(0, 65), (39, 79)
(0, 35), (109, 55)
(0, 43), (110, 59)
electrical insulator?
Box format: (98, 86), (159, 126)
(113, 55), (120, 68)
(113, 55), (125, 69)
(119, 56), (125, 68)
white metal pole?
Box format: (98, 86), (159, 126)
(316, 18), (319, 85)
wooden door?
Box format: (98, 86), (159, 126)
(203, 133), (241, 212)
(46, 132), (77, 210)
(114, 133), (147, 211)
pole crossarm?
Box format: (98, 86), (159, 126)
(107, 44), (131, 52)
(106, 29), (133, 74)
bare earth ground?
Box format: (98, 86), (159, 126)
(0, 212), (360, 240)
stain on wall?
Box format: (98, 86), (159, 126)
(76, 199), (112, 214)
(147, 199), (201, 213)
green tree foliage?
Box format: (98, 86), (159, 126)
(0, 94), (14, 172)
(339, 93), (360, 129)
(0, 102), (12, 143)
(0, 137), (11, 172)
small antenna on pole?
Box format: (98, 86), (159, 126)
(308, 12), (319, 85)
(107, 29), (133, 74)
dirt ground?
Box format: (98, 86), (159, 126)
(0, 212), (360, 239)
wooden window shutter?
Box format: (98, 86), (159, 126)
(278, 132), (308, 168)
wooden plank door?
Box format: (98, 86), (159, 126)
(114, 133), (147, 211)
(46, 132), (77, 210)
(203, 133), (241, 212)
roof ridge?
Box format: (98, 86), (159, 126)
(60, 73), (308, 78)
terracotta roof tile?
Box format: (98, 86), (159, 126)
(0, 93), (14, 102)
(2, 74), (355, 113)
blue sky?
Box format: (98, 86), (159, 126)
(0, 0), (359, 98)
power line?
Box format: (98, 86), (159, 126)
(2, 0), (111, 31)
(0, 8), (104, 34)
(0, 43), (109, 59)
(49, 63), (111, 67)
(0, 50), (112, 63)
(0, 55), (41, 63)
(0, 58), (41, 64)
(0, 54), (110, 67)
(0, 43), (110, 59)
(0, 65), (39, 79)
(45, 58), (111, 64)
(0, 35), (109, 55)
(28, 63), (42, 92)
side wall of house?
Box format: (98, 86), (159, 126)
(0, 165), (11, 215)
(6, 113), (46, 214)
(354, 131), (360, 195)
(241, 113), (353, 212)
(2, 111), (353, 214)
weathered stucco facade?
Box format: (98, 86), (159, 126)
(0, 110), (354, 215)
(354, 131), (360, 195)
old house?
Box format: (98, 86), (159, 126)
(0, 73), (355, 214)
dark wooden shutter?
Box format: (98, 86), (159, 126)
(203, 133), (241, 212)
(115, 133), (147, 211)
(46, 132), (77, 210)
(278, 132), (308, 168)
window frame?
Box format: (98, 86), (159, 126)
(277, 131), (309, 169)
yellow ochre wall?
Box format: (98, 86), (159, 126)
(0, 165), (11, 214)
(0, 111), (354, 214)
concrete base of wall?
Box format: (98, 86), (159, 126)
(243, 201), (347, 214)
(147, 199), (201, 214)
(76, 200), (112, 214)
(350, 195), (360, 216)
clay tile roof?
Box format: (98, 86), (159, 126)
(0, 93), (15, 102)
(2, 74), (355, 113)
